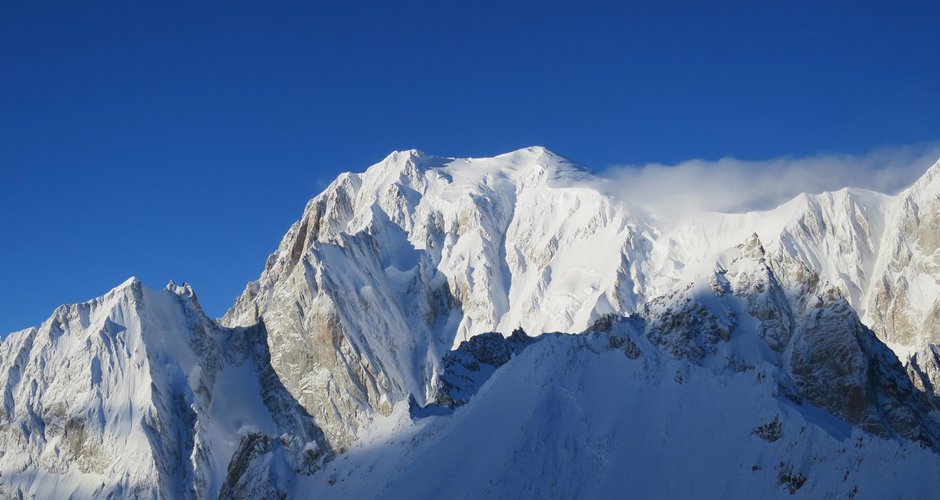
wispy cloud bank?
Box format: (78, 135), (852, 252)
(592, 143), (940, 216)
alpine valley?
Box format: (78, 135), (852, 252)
(5, 147), (940, 499)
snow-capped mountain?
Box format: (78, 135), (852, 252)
(223, 146), (940, 446)
(222, 147), (648, 448)
(4, 146), (940, 498)
(0, 279), (327, 498)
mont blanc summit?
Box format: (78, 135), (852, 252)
(4, 148), (940, 498)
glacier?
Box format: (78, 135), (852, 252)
(4, 146), (940, 498)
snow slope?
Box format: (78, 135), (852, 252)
(310, 333), (940, 499)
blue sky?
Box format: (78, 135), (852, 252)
(2, 1), (939, 334)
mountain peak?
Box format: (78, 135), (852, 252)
(166, 280), (196, 298)
(501, 145), (552, 157)
(740, 232), (766, 259)
(925, 156), (940, 175)
(382, 148), (429, 162)
(496, 145), (576, 164)
(89, 276), (143, 306)
(484, 146), (594, 182)
(365, 148), (448, 182)
(907, 157), (940, 196)
(114, 275), (141, 291)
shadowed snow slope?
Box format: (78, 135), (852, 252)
(307, 332), (940, 499)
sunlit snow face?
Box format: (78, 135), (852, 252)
(593, 143), (940, 216)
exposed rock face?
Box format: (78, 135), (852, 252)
(849, 162), (940, 409)
(866, 166), (940, 346)
(775, 265), (937, 444)
(0, 279), (326, 499)
(907, 344), (940, 409)
(430, 329), (539, 408)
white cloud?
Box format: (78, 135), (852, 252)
(591, 143), (940, 217)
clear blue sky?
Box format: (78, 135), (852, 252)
(2, 1), (939, 334)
